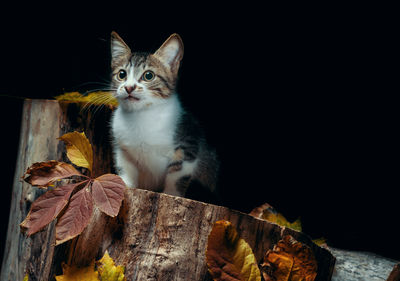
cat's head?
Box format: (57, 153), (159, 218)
(110, 32), (184, 112)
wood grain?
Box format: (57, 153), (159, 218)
(9, 99), (393, 280)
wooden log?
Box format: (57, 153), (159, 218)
(1, 100), (62, 281)
(106, 188), (336, 280)
(8, 99), (392, 280)
(329, 248), (398, 281)
(387, 263), (400, 281)
(1, 100), (114, 281)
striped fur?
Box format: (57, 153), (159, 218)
(110, 32), (219, 200)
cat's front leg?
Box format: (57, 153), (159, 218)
(114, 146), (139, 188)
(164, 148), (197, 197)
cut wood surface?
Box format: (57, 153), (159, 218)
(0, 99), (397, 281)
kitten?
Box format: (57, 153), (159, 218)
(110, 32), (219, 199)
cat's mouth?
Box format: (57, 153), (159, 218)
(125, 95), (140, 102)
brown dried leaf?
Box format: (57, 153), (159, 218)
(206, 220), (261, 281)
(20, 181), (88, 236)
(58, 131), (93, 172)
(91, 174), (126, 217)
(24, 161), (83, 188)
(250, 203), (302, 232)
(261, 235), (317, 281)
(56, 182), (94, 245)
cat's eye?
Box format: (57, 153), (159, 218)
(117, 69), (127, 81)
(142, 71), (155, 82)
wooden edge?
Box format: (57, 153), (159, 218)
(387, 263), (400, 281)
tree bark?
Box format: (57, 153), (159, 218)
(387, 263), (400, 281)
(1, 100), (114, 281)
(1, 99), (395, 281)
(329, 248), (398, 281)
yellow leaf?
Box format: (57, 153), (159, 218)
(55, 252), (125, 281)
(55, 91), (118, 107)
(55, 92), (85, 102)
(97, 251), (126, 281)
(250, 203), (302, 232)
(312, 237), (327, 247)
(23, 274), (28, 281)
(261, 235), (317, 281)
(84, 92), (119, 107)
(59, 132), (93, 172)
(206, 220), (261, 281)
(55, 261), (99, 281)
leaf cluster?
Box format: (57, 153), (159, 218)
(206, 219), (318, 281)
(250, 203), (326, 246)
(20, 131), (126, 245)
(249, 203), (302, 232)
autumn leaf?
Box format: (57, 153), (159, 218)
(59, 131), (93, 172)
(20, 181), (88, 236)
(56, 182), (94, 245)
(55, 261), (99, 281)
(24, 161), (83, 188)
(21, 130), (125, 246)
(83, 92), (118, 107)
(206, 220), (261, 281)
(250, 203), (302, 232)
(261, 235), (317, 281)
(55, 91), (118, 108)
(97, 251), (126, 281)
(91, 174), (126, 217)
(55, 251), (125, 281)
(312, 238), (327, 247)
(250, 204), (326, 247)
(23, 274), (28, 281)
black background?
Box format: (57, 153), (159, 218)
(0, 3), (397, 267)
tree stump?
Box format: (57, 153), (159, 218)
(1, 100), (114, 281)
(2, 99), (395, 281)
(330, 248), (398, 281)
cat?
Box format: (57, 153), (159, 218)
(110, 31), (219, 199)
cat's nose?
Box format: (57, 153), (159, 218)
(125, 85), (136, 94)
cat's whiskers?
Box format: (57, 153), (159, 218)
(84, 87), (117, 95)
(79, 88), (117, 114)
(94, 95), (117, 115)
(80, 90), (118, 116)
(73, 81), (112, 92)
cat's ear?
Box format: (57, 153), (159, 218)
(153, 34), (184, 74)
(111, 31), (131, 67)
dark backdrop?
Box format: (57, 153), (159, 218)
(1, 3), (397, 266)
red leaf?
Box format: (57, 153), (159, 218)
(55, 182), (94, 245)
(91, 174), (125, 217)
(20, 181), (87, 236)
(24, 161), (84, 188)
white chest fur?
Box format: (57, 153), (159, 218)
(111, 95), (182, 189)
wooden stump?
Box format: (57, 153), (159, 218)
(387, 263), (400, 281)
(1, 100), (114, 281)
(7, 99), (398, 281)
(330, 248), (398, 281)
